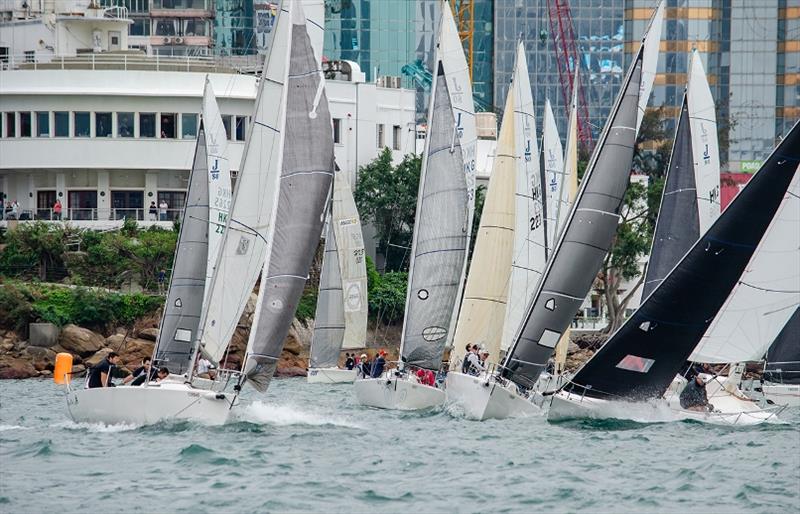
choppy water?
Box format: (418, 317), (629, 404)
(1, 378), (798, 513)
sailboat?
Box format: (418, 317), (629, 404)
(754, 308), (800, 407)
(61, 1), (332, 424)
(353, 0), (476, 411)
(444, 40), (547, 419)
(307, 170), (368, 383)
(548, 121), (800, 425)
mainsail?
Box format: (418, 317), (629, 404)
(194, 2), (291, 365)
(690, 171), (800, 363)
(687, 49), (721, 232)
(500, 48), (644, 388)
(542, 98), (565, 254)
(243, 2), (335, 392)
(309, 201), (344, 369)
(636, 0), (664, 132)
(642, 95), (697, 299)
(500, 41), (546, 354)
(399, 2), (475, 371)
(202, 79), (232, 309)
(154, 124), (210, 373)
(764, 308), (800, 384)
(564, 122), (800, 400)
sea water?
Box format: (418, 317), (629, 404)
(1, 378), (798, 513)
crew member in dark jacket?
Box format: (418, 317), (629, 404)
(370, 350), (386, 378)
(679, 375), (710, 411)
(87, 352), (121, 388)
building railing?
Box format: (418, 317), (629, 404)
(0, 53), (261, 73)
(2, 207), (183, 222)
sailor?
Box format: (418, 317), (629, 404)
(197, 357), (214, 379)
(370, 350), (387, 378)
(466, 345), (485, 376)
(460, 344), (472, 373)
(122, 357), (157, 386)
(87, 352), (121, 388)
(344, 353), (355, 370)
(156, 367), (170, 382)
(357, 353), (370, 378)
(679, 375), (711, 411)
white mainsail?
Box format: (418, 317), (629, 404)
(195, 0), (291, 364)
(500, 41), (547, 354)
(201, 78), (232, 310)
(542, 98), (565, 254)
(687, 49), (721, 231)
(690, 169), (800, 363)
(309, 201), (344, 369)
(636, 0), (664, 132)
(331, 170), (368, 350)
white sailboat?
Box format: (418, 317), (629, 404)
(354, 0), (476, 411)
(751, 309), (800, 407)
(307, 170), (368, 383)
(445, 40), (546, 420)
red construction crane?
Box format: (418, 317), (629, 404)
(547, 0), (594, 149)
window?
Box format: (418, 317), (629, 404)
(157, 191), (186, 221)
(74, 112), (90, 137)
(154, 19), (177, 36)
(24, 50), (34, 63)
(117, 112), (134, 137)
(235, 116), (246, 141)
(19, 112), (31, 137)
(616, 355), (655, 373)
(36, 112), (49, 137)
(222, 115), (232, 140)
(392, 125), (401, 150)
(0, 46), (8, 64)
(185, 19), (207, 36)
(95, 112), (112, 137)
(130, 18), (150, 36)
(111, 190), (144, 220)
(333, 118), (341, 144)
(537, 329), (562, 349)
(139, 113), (156, 138)
(68, 190), (98, 220)
(54, 112), (69, 137)
(160, 113), (176, 138)
(377, 123), (385, 148)
(181, 113), (197, 139)
(5, 112), (15, 137)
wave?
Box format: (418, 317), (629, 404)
(234, 401), (363, 429)
(54, 420), (141, 433)
(0, 425), (31, 432)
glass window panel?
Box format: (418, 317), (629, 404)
(54, 112), (69, 137)
(74, 112), (90, 137)
(139, 113), (156, 138)
(235, 116), (246, 141)
(333, 118), (341, 144)
(160, 113), (176, 138)
(118, 112), (134, 137)
(95, 112), (112, 137)
(19, 112), (31, 137)
(36, 112), (49, 137)
(222, 115), (232, 140)
(181, 113), (197, 139)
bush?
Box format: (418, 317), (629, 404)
(368, 270), (408, 323)
(0, 282), (35, 334)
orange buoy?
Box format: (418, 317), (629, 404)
(53, 353), (73, 385)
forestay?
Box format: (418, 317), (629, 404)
(764, 308), (800, 384)
(690, 171), (800, 363)
(565, 122), (800, 400)
(642, 96), (697, 299)
(501, 50), (644, 389)
(501, 41), (546, 353)
(154, 126), (210, 373)
(195, 3), (291, 365)
(309, 202), (344, 369)
(243, 3), (335, 392)
(542, 98), (565, 254)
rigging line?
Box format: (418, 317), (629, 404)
(736, 282), (800, 294)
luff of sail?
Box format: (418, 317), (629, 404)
(331, 170), (368, 350)
(500, 49), (644, 389)
(309, 202), (344, 369)
(450, 83), (516, 365)
(764, 307), (800, 384)
(642, 95), (698, 299)
(689, 171), (800, 363)
(500, 41), (546, 354)
(564, 123), (800, 400)
(687, 49), (721, 231)
(243, 2), (335, 392)
(195, 3), (291, 365)
(153, 124), (210, 373)
(636, 0), (664, 132)
(542, 98), (565, 254)
(202, 78), (232, 310)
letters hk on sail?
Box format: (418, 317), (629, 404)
(153, 81), (231, 373)
(399, 2), (476, 371)
(310, 171), (368, 369)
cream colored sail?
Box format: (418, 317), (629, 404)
(450, 88), (516, 365)
(542, 98), (565, 254)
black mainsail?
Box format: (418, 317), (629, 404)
(564, 121), (800, 400)
(499, 49), (643, 388)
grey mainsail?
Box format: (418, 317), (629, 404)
(243, 4), (335, 391)
(641, 94), (698, 299)
(309, 204), (345, 369)
(501, 50), (644, 388)
(154, 124), (210, 373)
(399, 62), (470, 370)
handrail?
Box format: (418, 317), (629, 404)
(0, 53), (260, 73)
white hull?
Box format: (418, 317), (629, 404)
(548, 388), (784, 426)
(307, 367), (357, 384)
(761, 383), (800, 407)
(354, 375), (444, 411)
(66, 382), (241, 426)
(445, 371), (539, 420)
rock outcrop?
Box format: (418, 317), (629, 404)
(58, 325), (106, 357)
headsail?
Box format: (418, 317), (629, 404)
(500, 48), (644, 389)
(399, 2), (475, 371)
(153, 124), (210, 373)
(564, 122), (800, 400)
(764, 308), (800, 384)
(500, 41), (546, 354)
(642, 95), (698, 299)
(243, 2), (335, 392)
(542, 98), (565, 254)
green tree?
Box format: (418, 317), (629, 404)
(353, 148), (421, 271)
